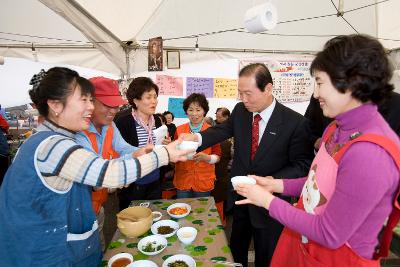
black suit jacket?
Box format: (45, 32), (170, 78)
(199, 101), (313, 228)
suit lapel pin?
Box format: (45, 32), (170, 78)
(269, 131), (276, 135)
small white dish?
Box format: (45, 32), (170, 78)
(177, 141), (198, 159)
(108, 252), (133, 267)
(231, 176), (256, 189)
(162, 254), (196, 267)
(177, 227), (197, 245)
(167, 203), (191, 219)
(127, 260), (157, 267)
(138, 235), (168, 256)
(152, 211), (162, 222)
(151, 219), (179, 238)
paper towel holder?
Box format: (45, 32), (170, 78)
(244, 1), (278, 33)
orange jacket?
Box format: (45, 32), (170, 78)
(173, 122), (221, 192)
(83, 125), (120, 214)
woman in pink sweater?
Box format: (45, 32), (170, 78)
(235, 34), (400, 267)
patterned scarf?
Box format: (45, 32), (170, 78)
(132, 109), (155, 144)
(189, 120), (204, 133)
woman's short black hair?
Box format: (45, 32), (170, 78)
(239, 63), (273, 92)
(77, 77), (95, 96)
(163, 111), (175, 120)
(183, 93), (209, 115)
(310, 34), (394, 104)
(29, 67), (87, 117)
(126, 77), (159, 109)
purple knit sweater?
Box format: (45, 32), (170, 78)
(269, 104), (400, 259)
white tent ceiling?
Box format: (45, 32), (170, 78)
(1, 0), (400, 76)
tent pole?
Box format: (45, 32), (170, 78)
(125, 48), (131, 79)
(139, 46), (317, 55)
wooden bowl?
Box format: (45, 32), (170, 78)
(117, 206), (153, 237)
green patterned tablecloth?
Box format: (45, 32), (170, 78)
(102, 197), (233, 267)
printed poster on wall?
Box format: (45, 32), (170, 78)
(167, 97), (186, 118)
(240, 58), (314, 103)
(186, 77), (214, 98)
(148, 37), (163, 71)
(214, 78), (238, 98)
(156, 75), (183, 96)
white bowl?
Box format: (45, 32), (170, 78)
(108, 252), (133, 267)
(177, 141), (198, 159)
(167, 203), (191, 219)
(162, 254), (196, 267)
(231, 176), (256, 189)
(137, 235), (168, 256)
(152, 211), (162, 222)
(127, 260), (157, 267)
(151, 219), (179, 238)
(177, 227), (197, 245)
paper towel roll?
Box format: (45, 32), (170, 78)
(244, 2), (278, 33)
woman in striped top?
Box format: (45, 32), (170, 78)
(0, 67), (191, 266)
(115, 77), (170, 210)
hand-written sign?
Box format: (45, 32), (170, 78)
(239, 59), (314, 103)
(214, 78), (238, 98)
(272, 61), (313, 103)
(156, 75), (183, 96)
(167, 97), (186, 118)
(186, 77), (214, 97)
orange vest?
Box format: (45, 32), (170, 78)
(83, 125), (120, 214)
(173, 123), (220, 192)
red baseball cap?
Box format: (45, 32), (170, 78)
(89, 77), (127, 107)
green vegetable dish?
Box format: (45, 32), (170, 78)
(142, 241), (165, 252)
(157, 225), (175, 235)
(167, 260), (189, 267)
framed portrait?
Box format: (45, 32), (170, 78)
(148, 37), (163, 71)
(167, 51), (180, 69)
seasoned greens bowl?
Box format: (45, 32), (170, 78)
(137, 235), (168, 256)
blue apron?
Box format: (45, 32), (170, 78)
(0, 131), (102, 266)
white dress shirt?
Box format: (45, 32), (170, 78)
(253, 97), (276, 144)
(196, 98), (276, 146)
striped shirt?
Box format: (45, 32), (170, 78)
(136, 121), (156, 147)
(35, 120), (169, 191)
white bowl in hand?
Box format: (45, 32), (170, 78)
(177, 141), (198, 159)
(231, 176), (256, 189)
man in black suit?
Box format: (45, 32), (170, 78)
(182, 63), (313, 266)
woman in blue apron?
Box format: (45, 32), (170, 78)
(0, 67), (191, 266)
